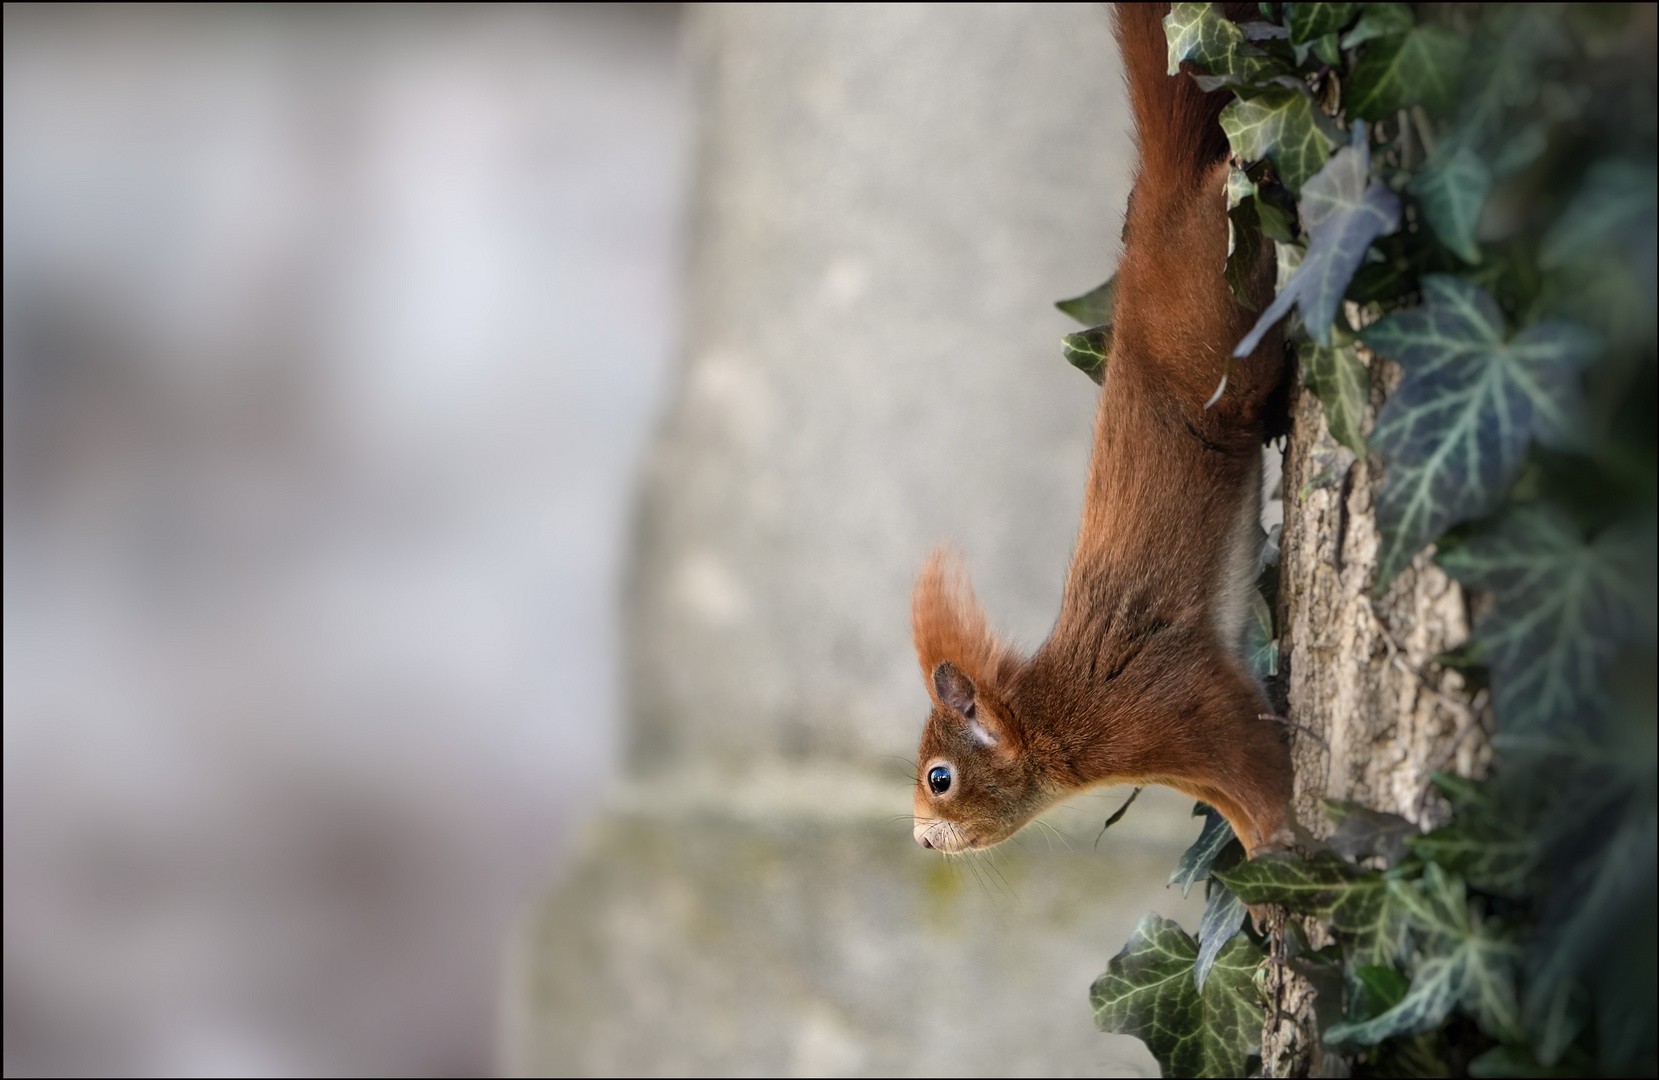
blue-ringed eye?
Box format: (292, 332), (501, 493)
(928, 765), (952, 795)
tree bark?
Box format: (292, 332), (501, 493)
(1259, 308), (1494, 1077)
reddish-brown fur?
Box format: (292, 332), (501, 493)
(911, 2), (1293, 856)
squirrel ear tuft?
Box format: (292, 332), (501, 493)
(933, 662), (977, 718)
(911, 548), (1022, 698)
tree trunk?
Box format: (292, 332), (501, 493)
(1260, 310), (1494, 1077)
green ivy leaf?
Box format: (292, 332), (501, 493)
(1523, 680), (1659, 1070)
(1299, 337), (1370, 457)
(1339, 2), (1412, 50)
(1220, 85), (1335, 195)
(1235, 136), (1400, 354)
(1215, 851), (1412, 968)
(1436, 504), (1647, 734)
(1348, 964), (1411, 1022)
(1245, 587), (1277, 682)
(1325, 864), (1523, 1045)
(1213, 850), (1355, 909)
(1409, 817), (1534, 900)
(1469, 1042), (1598, 1078)
(1412, 143), (1492, 265)
(1539, 159), (1659, 289)
(1171, 805), (1241, 897)
(1362, 276), (1600, 590)
(1091, 913), (1265, 1078)
(1195, 880), (1249, 990)
(1287, 2), (1359, 45)
(1347, 25), (1469, 121)
(1330, 877), (1413, 970)
(1056, 274), (1118, 326)
(1226, 198), (1263, 311)
(1450, 7), (1559, 151)
(1062, 326), (1111, 385)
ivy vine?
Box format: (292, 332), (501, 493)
(1059, 3), (1656, 1076)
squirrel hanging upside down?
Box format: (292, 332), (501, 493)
(910, 1), (1294, 858)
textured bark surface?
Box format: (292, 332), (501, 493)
(1259, 311), (1494, 1077)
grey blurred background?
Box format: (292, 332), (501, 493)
(5, 4), (1219, 1077)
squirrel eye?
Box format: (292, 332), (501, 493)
(927, 765), (952, 795)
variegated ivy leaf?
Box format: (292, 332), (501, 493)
(1411, 143), (1491, 265)
(1091, 913), (1265, 1078)
(1170, 804), (1241, 897)
(1062, 326), (1111, 385)
(1436, 503), (1649, 734)
(1164, 2), (1279, 88)
(1347, 23), (1469, 121)
(1298, 336), (1369, 457)
(1220, 85), (1334, 195)
(1287, 2), (1359, 45)
(1235, 135), (1400, 355)
(1164, 2), (1237, 76)
(1324, 864), (1523, 1046)
(1362, 275), (1600, 590)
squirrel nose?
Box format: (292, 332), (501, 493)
(919, 835), (934, 849)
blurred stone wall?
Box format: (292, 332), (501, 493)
(507, 6), (1213, 1075)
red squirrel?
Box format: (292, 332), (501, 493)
(910, 2), (1293, 858)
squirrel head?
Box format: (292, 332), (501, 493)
(909, 551), (1052, 852)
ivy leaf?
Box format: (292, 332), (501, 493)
(1234, 135), (1400, 355)
(1412, 823), (1530, 900)
(1245, 587), (1277, 682)
(1436, 504), (1646, 734)
(1325, 864), (1523, 1045)
(1362, 276), (1600, 590)
(1412, 143), (1492, 265)
(1216, 851), (1411, 968)
(1056, 274), (1117, 326)
(1522, 678), (1659, 1069)
(1324, 800), (1415, 866)
(1091, 913), (1265, 1078)
(1409, 817), (1534, 900)
(1347, 964), (1411, 1022)
(1171, 805), (1241, 897)
(1195, 880), (1249, 990)
(1329, 877), (1413, 970)
(1164, 2), (1242, 76)
(1213, 850), (1356, 909)
(1062, 327), (1111, 385)
(1450, 7), (1559, 151)
(1540, 159), (1658, 266)
(1469, 1042), (1598, 1078)
(1287, 2), (1359, 44)
(1339, 2), (1412, 50)
(1540, 159), (1659, 304)
(1226, 198), (1263, 310)
(1220, 85), (1335, 195)
(1299, 337), (1370, 457)
(1164, 2), (1281, 87)
(1490, 123), (1548, 180)
(1347, 25), (1469, 121)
